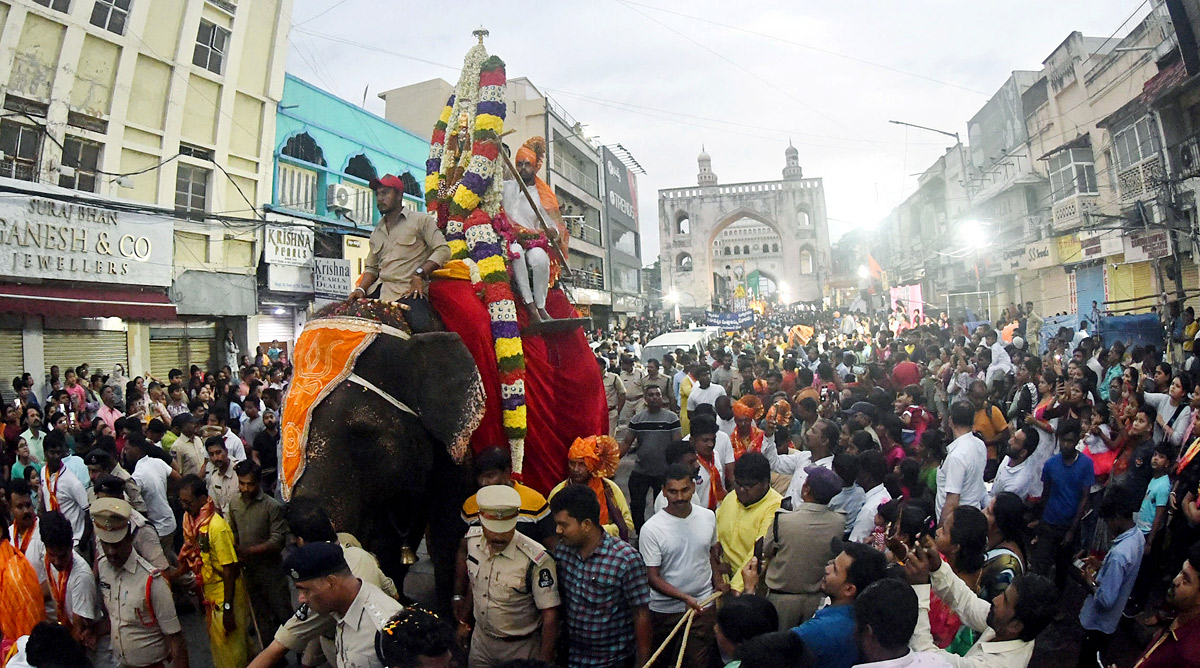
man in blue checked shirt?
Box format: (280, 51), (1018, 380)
(551, 484), (653, 668)
(1077, 486), (1144, 668)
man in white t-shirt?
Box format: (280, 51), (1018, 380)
(937, 401), (989, 520)
(639, 464), (720, 667)
(40, 433), (88, 547)
(32, 511), (100, 643)
(124, 435), (179, 559)
(991, 426), (1038, 502)
(683, 416), (734, 512)
(686, 367), (727, 420)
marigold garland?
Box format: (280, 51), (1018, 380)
(425, 43), (529, 471)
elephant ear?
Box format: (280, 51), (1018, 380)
(356, 331), (485, 463)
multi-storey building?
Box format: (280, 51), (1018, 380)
(0, 0), (291, 396)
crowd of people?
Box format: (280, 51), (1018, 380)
(3, 300), (1200, 668)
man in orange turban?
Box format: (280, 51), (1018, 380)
(0, 522), (44, 654)
(730, 397), (765, 460)
(502, 136), (570, 324)
(550, 436), (634, 540)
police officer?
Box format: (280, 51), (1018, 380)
(94, 497), (191, 668)
(454, 485), (561, 667)
(284, 541), (401, 668)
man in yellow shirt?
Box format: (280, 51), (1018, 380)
(715, 452), (782, 592)
(179, 474), (251, 668)
(549, 436), (634, 541)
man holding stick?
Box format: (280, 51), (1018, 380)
(500, 136), (570, 325)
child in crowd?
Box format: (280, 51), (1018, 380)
(896, 384), (932, 448)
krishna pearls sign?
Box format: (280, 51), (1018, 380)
(264, 225), (314, 266)
(0, 195), (173, 286)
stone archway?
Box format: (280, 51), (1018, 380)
(702, 208), (793, 306)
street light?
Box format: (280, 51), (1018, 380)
(664, 289), (681, 325)
(857, 265), (870, 280)
(957, 219), (989, 294)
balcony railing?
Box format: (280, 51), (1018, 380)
(552, 153), (599, 197)
(1170, 133), (1200, 181)
(1116, 154), (1162, 204)
(564, 216), (602, 246)
(572, 269), (605, 290)
(277, 163), (318, 214)
(1051, 193), (1100, 231)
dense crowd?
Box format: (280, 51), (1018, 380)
(2, 301), (1200, 668)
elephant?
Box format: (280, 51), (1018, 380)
(282, 299), (486, 613)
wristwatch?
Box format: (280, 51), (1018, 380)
(222, 602), (232, 612)
(415, 267), (428, 281)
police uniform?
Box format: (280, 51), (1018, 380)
(602, 371), (626, 436)
(284, 540), (402, 668)
(461, 486), (561, 667)
(93, 497), (184, 668)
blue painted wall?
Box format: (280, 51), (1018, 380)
(272, 74), (431, 225)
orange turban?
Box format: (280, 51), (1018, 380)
(516, 136), (547, 170)
(568, 435), (619, 478)
(766, 399), (792, 427)
(732, 397), (763, 420)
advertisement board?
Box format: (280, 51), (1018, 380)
(602, 146), (638, 232)
(0, 195), (173, 286)
(264, 225), (314, 266)
(314, 258), (352, 298)
(705, 310), (755, 332)
(1123, 229), (1172, 262)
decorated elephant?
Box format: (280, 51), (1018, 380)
(280, 300), (485, 610)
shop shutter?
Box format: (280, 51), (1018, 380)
(1074, 265), (1105, 318)
(150, 339), (186, 381)
(44, 330), (128, 379)
(188, 336), (217, 372)
(1180, 256), (1198, 309)
(1041, 271), (1072, 316)
(0, 329), (24, 404)
(1107, 259), (1157, 313)
(1132, 262), (1156, 310)
(257, 314), (294, 347)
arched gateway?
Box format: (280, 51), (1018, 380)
(658, 145), (832, 308)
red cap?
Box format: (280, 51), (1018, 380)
(368, 174), (405, 192)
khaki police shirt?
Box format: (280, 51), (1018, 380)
(334, 580), (403, 668)
(98, 552), (182, 667)
(363, 209), (451, 302)
(620, 368), (648, 402)
(603, 372), (627, 411)
(465, 526), (561, 639)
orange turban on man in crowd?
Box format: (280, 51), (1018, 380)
(731, 397), (765, 460)
(565, 435), (624, 535)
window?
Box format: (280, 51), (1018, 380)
(345, 154), (378, 182)
(733, 246), (740, 255)
(60, 136), (101, 192)
(90, 0), (131, 34)
(1113, 116), (1161, 170)
(723, 246), (730, 256)
(0, 121), (41, 182)
(772, 243), (779, 253)
(676, 252), (693, 272)
(800, 249), (814, 275)
(615, 266), (640, 292)
(613, 228), (637, 256)
(1048, 148), (1098, 202)
(797, 209), (811, 227)
(281, 132), (325, 166)
(33, 0), (71, 12)
(193, 20), (230, 75)
(175, 164), (210, 214)
(676, 213), (690, 235)
(743, 245), (750, 255)
(179, 143), (212, 160)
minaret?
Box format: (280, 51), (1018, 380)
(783, 140), (803, 180)
(697, 146), (718, 186)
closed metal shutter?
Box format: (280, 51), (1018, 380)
(150, 339), (186, 380)
(1074, 264), (1105, 318)
(189, 337), (217, 372)
(1042, 271), (1072, 316)
(1179, 256), (1198, 309)
(1132, 261), (1156, 310)
(1107, 258), (1157, 313)
(258, 314), (294, 347)
(44, 330), (128, 378)
(0, 329), (23, 404)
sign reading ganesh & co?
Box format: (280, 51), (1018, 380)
(0, 196), (173, 286)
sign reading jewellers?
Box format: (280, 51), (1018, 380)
(0, 196), (173, 287)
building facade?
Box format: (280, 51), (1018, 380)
(0, 0), (291, 398)
(379, 75), (644, 325)
(261, 73), (429, 355)
(658, 145), (832, 313)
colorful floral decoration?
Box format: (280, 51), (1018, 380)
(425, 41), (529, 472)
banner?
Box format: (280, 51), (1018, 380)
(706, 310), (755, 332)
(314, 258), (352, 298)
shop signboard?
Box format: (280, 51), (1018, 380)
(314, 258), (352, 298)
(1123, 229), (1172, 263)
(0, 195), (173, 286)
(1022, 239), (1058, 270)
(602, 146), (639, 231)
(267, 263), (313, 293)
(705, 310), (755, 332)
(1078, 229), (1122, 260)
(264, 224), (314, 266)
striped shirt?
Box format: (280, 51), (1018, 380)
(628, 409), (682, 477)
(461, 481), (553, 543)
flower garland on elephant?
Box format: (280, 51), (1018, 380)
(425, 46), (529, 472)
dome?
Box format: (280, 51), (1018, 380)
(785, 140), (798, 156)
(698, 145), (711, 162)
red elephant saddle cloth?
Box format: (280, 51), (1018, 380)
(280, 317), (414, 500)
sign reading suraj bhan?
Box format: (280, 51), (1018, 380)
(0, 196), (172, 286)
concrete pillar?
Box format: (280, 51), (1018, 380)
(127, 322), (152, 378)
(22, 315), (44, 385)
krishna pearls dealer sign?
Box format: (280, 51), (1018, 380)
(0, 196), (173, 286)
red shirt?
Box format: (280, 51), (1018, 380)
(891, 361), (921, 388)
(1133, 613), (1200, 668)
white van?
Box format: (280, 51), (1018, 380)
(641, 330), (711, 365)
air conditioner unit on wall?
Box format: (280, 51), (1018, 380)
(326, 183), (354, 213)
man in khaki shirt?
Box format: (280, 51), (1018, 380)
(94, 498), (190, 668)
(601, 358), (627, 437)
(618, 355), (648, 433)
(454, 485), (561, 667)
(348, 174), (450, 332)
